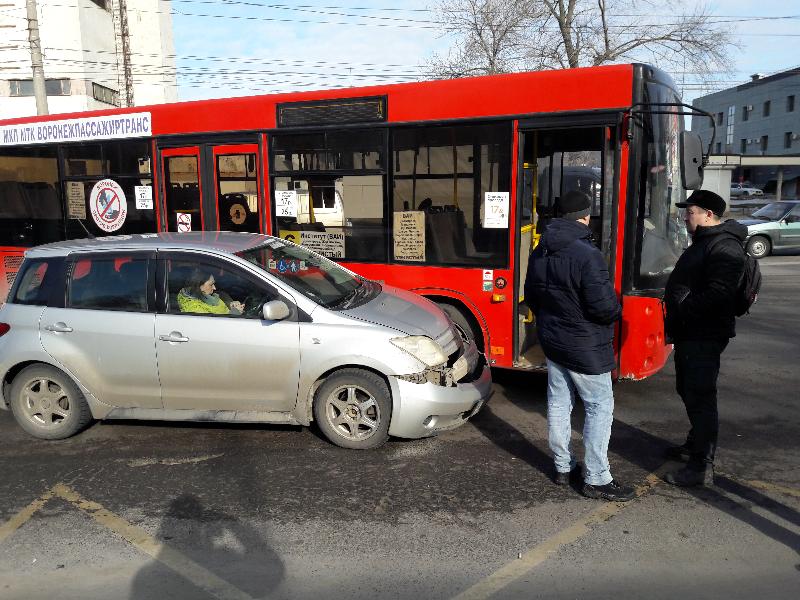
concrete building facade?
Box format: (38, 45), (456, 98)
(690, 67), (800, 196)
(0, 0), (177, 120)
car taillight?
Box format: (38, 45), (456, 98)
(0, 323), (10, 337)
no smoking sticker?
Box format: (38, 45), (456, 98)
(176, 212), (192, 232)
(89, 179), (127, 232)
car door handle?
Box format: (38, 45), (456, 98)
(159, 332), (189, 343)
(45, 322), (73, 333)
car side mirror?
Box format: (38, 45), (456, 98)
(262, 300), (290, 321)
(680, 131), (704, 190)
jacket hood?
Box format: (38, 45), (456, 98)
(541, 218), (592, 254)
(693, 219), (748, 242)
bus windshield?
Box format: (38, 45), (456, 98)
(636, 82), (689, 290)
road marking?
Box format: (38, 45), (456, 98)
(0, 484), (256, 600)
(449, 473), (660, 600)
(0, 488), (54, 544)
(126, 453), (224, 467)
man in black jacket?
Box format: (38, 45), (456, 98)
(525, 190), (634, 502)
(664, 190), (747, 487)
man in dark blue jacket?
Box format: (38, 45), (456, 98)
(525, 190), (633, 502)
(664, 190), (747, 487)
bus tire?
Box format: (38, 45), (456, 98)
(436, 302), (484, 352)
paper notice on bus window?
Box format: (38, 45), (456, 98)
(275, 190), (298, 218)
(393, 211), (425, 261)
(297, 231), (345, 258)
(483, 192), (509, 228)
(135, 185), (153, 209)
(66, 181), (86, 219)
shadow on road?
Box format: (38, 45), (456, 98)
(129, 494), (285, 600)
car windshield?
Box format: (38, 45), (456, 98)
(238, 240), (365, 308)
(751, 202), (792, 221)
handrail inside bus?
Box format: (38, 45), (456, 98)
(626, 102), (716, 163)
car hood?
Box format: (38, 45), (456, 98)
(343, 284), (453, 340)
(737, 218), (771, 227)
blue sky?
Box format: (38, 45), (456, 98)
(171, 0), (799, 105)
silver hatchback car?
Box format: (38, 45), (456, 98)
(0, 232), (490, 449)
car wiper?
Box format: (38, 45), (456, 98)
(328, 283), (364, 309)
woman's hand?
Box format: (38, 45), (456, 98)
(229, 300), (245, 314)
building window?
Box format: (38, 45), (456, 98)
(726, 106), (735, 146)
(92, 82), (120, 106)
(716, 112), (723, 125)
(715, 142), (722, 154)
(742, 105), (751, 121)
(740, 139), (747, 154)
(763, 100), (771, 117)
(785, 132), (793, 149)
(761, 135), (768, 152)
(788, 95), (796, 112)
(9, 79), (71, 96)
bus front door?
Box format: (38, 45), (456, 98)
(515, 124), (618, 369)
(160, 143), (262, 234)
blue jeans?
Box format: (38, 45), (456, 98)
(546, 359), (614, 486)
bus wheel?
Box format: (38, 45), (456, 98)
(437, 302), (484, 352)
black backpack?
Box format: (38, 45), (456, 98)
(708, 234), (762, 316)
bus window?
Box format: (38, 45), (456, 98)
(0, 146), (62, 247)
(217, 153), (259, 232)
(164, 154), (201, 233)
(271, 130), (387, 262)
(63, 140), (155, 239)
(391, 123), (511, 267)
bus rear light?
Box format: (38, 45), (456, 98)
(0, 323), (9, 337)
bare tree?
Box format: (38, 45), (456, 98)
(428, 0), (736, 81)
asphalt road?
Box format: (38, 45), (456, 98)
(0, 255), (798, 600)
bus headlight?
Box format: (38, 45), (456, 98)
(391, 336), (448, 368)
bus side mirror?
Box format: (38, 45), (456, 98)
(680, 131), (704, 190)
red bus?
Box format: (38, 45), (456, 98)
(0, 63), (705, 379)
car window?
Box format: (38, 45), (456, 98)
(67, 255), (149, 311)
(787, 205), (800, 222)
(166, 257), (276, 318)
(10, 259), (52, 305)
(752, 202), (792, 221)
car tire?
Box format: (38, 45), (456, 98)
(746, 235), (771, 259)
(9, 364), (92, 440)
(313, 368), (391, 450)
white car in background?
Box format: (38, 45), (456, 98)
(730, 183), (764, 197)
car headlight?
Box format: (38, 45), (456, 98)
(390, 336), (448, 368)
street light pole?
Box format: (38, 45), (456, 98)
(26, 0), (48, 115)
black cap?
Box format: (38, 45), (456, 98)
(676, 189), (726, 217)
(556, 190), (592, 220)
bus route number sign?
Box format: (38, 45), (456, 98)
(483, 192), (509, 229)
(89, 179), (128, 232)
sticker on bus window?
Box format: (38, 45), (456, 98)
(176, 212), (192, 232)
(393, 211), (425, 262)
(483, 192), (509, 229)
(276, 190), (298, 217)
(89, 179), (128, 232)
(135, 185), (153, 209)
(66, 181), (86, 219)
(482, 269), (493, 281)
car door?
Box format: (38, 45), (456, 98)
(154, 253), (301, 413)
(778, 204), (800, 249)
(39, 252), (162, 408)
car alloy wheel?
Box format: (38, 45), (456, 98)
(324, 384), (381, 442)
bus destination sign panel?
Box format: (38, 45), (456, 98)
(0, 112), (152, 146)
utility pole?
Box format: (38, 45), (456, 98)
(118, 0), (134, 106)
(26, 0), (48, 115)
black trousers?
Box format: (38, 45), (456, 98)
(673, 339), (729, 471)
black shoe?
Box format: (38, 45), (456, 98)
(554, 464), (581, 486)
(664, 442), (691, 461)
(664, 466), (714, 487)
(582, 480), (636, 502)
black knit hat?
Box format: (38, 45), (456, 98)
(557, 190), (592, 220)
(676, 189), (726, 217)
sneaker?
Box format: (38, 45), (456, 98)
(582, 480), (636, 502)
(664, 442), (691, 461)
(664, 466), (714, 487)
(553, 464), (581, 486)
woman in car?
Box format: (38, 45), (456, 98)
(177, 269), (245, 315)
